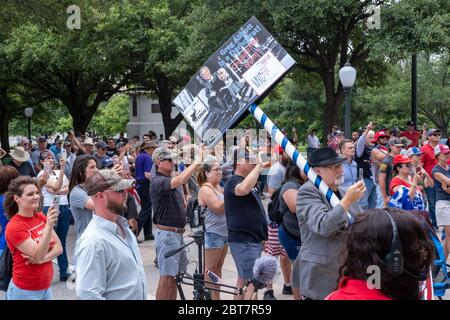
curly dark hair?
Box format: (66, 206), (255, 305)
(338, 207), (434, 300)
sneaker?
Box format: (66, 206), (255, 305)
(282, 284), (293, 295)
(60, 272), (75, 282)
(154, 257), (159, 268)
(263, 289), (277, 300)
(145, 234), (155, 241)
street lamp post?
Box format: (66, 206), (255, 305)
(24, 107), (34, 141)
(339, 63), (357, 139)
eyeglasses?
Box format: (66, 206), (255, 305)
(211, 167), (223, 172)
(433, 133), (441, 137)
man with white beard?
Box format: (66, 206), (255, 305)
(293, 147), (365, 300)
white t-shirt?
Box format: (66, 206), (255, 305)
(37, 170), (70, 206)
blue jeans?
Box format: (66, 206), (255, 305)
(359, 178), (378, 211)
(6, 280), (52, 300)
(425, 187), (437, 228)
(278, 225), (301, 261)
(43, 204), (71, 276)
(229, 242), (262, 280)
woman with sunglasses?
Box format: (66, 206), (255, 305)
(388, 154), (428, 211)
(197, 155), (227, 300)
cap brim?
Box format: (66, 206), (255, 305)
(10, 154), (30, 162)
(111, 178), (135, 191)
(311, 156), (346, 167)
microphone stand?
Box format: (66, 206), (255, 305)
(165, 209), (245, 300)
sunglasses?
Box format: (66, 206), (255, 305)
(107, 189), (127, 194)
(400, 163), (413, 168)
(433, 133), (441, 136)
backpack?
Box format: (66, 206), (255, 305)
(267, 182), (286, 225)
(0, 246), (14, 291)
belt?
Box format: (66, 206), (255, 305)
(156, 224), (185, 234)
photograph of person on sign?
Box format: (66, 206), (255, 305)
(173, 16), (295, 147)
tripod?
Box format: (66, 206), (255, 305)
(165, 209), (244, 300)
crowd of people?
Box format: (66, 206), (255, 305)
(0, 120), (449, 300)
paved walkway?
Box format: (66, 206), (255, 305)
(0, 219), (292, 300)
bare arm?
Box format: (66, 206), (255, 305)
(16, 208), (59, 262)
(378, 172), (388, 199)
(282, 189), (297, 213)
(435, 172), (450, 187)
(198, 186), (224, 213)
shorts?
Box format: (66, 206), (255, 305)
(263, 223), (286, 257)
(229, 242), (262, 281)
(436, 200), (450, 227)
(278, 225), (301, 261)
(204, 232), (228, 249)
(155, 229), (188, 277)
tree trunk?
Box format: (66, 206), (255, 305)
(155, 73), (183, 139)
(67, 104), (97, 136)
(0, 102), (10, 152)
(320, 71), (345, 145)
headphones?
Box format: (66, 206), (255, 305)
(383, 210), (404, 276)
(383, 210), (428, 281)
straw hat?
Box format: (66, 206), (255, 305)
(9, 146), (30, 162)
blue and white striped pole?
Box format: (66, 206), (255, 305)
(249, 103), (352, 222)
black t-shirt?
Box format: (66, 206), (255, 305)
(224, 175), (268, 243)
(8, 161), (36, 177)
(150, 171), (186, 228)
(280, 181), (301, 242)
(379, 154), (394, 195)
(106, 147), (116, 157)
(355, 144), (373, 179)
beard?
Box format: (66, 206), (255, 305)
(334, 174), (345, 186)
(106, 199), (127, 216)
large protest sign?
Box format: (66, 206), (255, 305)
(173, 16), (295, 147)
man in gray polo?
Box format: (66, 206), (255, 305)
(75, 169), (147, 300)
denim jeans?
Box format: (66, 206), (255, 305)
(6, 280), (52, 300)
(229, 242), (262, 280)
(425, 187), (437, 228)
(137, 182), (153, 238)
(278, 225), (301, 261)
(43, 204), (71, 276)
(359, 178), (378, 211)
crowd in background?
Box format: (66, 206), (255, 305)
(0, 120), (449, 300)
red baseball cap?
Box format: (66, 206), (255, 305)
(371, 131), (389, 143)
(434, 144), (450, 156)
(393, 154), (412, 166)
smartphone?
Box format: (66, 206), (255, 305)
(53, 195), (60, 213)
(52, 195), (60, 228)
(357, 168), (364, 182)
(61, 149), (67, 161)
(44, 163), (52, 175)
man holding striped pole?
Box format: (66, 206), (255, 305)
(250, 103), (365, 299)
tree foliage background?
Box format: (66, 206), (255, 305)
(0, 0), (449, 151)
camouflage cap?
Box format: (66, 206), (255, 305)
(85, 169), (135, 196)
(153, 147), (178, 162)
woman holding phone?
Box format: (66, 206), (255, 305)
(388, 155), (431, 211)
(4, 176), (63, 300)
(37, 151), (72, 281)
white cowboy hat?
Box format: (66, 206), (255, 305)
(9, 146), (30, 162)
